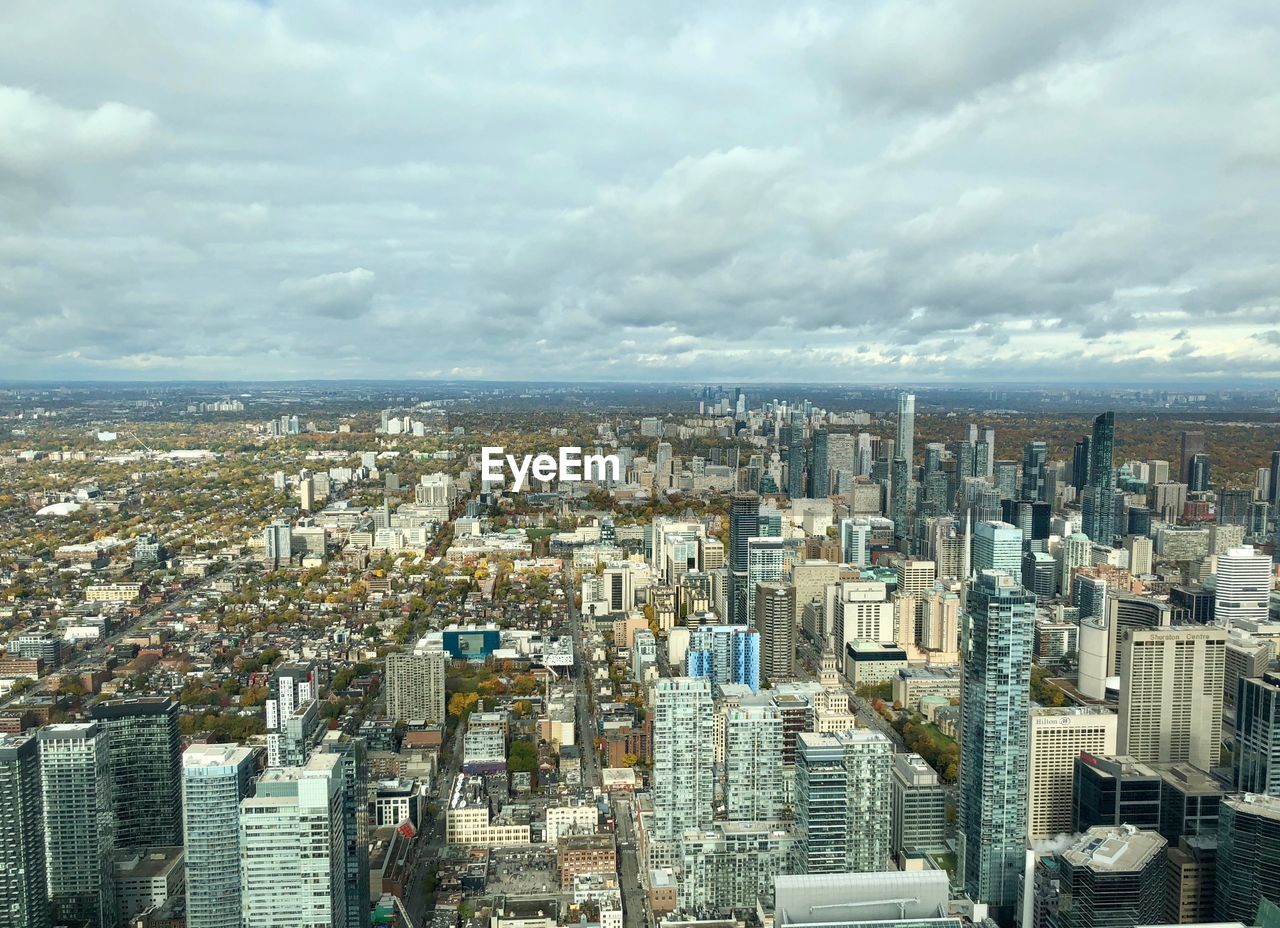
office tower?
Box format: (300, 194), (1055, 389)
(1103, 594), (1171, 677)
(1021, 440), (1047, 501)
(746, 536), (785, 623)
(724, 705), (785, 821)
(890, 753), (948, 863)
(728, 492), (760, 625)
(1190, 453), (1211, 492)
(90, 697), (182, 852)
(958, 570), (1035, 922)
(1218, 488), (1253, 526)
(39, 723), (116, 928)
(1237, 672), (1280, 796)
(1072, 755), (1163, 833)
(993, 459), (1019, 499)
(1084, 412), (1116, 543)
(300, 475), (315, 511)
(1180, 431), (1205, 485)
(1028, 708), (1118, 840)
(184, 743), (256, 928)
(240, 753), (347, 928)
(1124, 534), (1153, 575)
(831, 581), (896, 655)
(0, 733), (49, 928)
(796, 730), (892, 873)
(1159, 763), (1224, 842)
(1165, 835), (1218, 925)
(973, 520), (1023, 576)
(891, 457), (910, 543)
(811, 429), (830, 498)
(1128, 504), (1153, 536)
(1038, 826), (1167, 928)
(1118, 626), (1226, 770)
(1057, 531), (1092, 595)
(1022, 551), (1056, 600)
(1215, 546), (1273, 632)
(897, 392), (915, 467)
(652, 678), (715, 842)
(1072, 436), (1091, 490)
(1269, 450), (1280, 507)
(756, 582), (797, 681)
(1214, 793), (1280, 923)
(316, 735), (370, 928)
(266, 661), (318, 767)
(895, 558), (936, 647)
(385, 646), (446, 724)
(787, 441), (806, 499)
(263, 518), (292, 567)
(655, 441), (673, 490)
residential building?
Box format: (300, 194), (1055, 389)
(183, 743), (256, 928)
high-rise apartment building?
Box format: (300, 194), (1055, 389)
(39, 723), (116, 928)
(266, 661), (319, 768)
(385, 646), (446, 724)
(958, 570), (1034, 922)
(183, 743), (257, 928)
(746, 536), (785, 623)
(1118, 626), (1226, 770)
(727, 492), (761, 625)
(724, 705), (785, 822)
(811, 429), (830, 498)
(0, 733), (49, 928)
(1083, 412), (1116, 544)
(1027, 708), (1118, 840)
(652, 678), (715, 843)
(1022, 440), (1047, 502)
(756, 582), (796, 681)
(315, 734), (371, 928)
(90, 696), (182, 849)
(897, 393), (915, 468)
(240, 753), (347, 928)
(796, 730), (892, 874)
(1179, 430), (1205, 485)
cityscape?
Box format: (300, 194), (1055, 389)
(5, 3), (1280, 928)
(1, 382), (1279, 928)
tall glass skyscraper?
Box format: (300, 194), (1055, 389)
(958, 571), (1034, 925)
(1084, 412), (1116, 543)
(727, 491), (760, 625)
(90, 696), (182, 849)
(652, 677), (715, 843)
(896, 392), (915, 468)
(796, 730), (893, 874)
(810, 428), (829, 498)
(0, 733), (49, 928)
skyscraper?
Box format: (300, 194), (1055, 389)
(385, 646), (447, 724)
(810, 429), (829, 498)
(1021, 440), (1047, 502)
(1072, 436), (1091, 491)
(796, 730), (892, 873)
(958, 570), (1034, 923)
(0, 733), (49, 928)
(1214, 546), (1274, 632)
(973, 520), (1023, 577)
(724, 705), (785, 822)
(839, 517), (870, 567)
(755, 581), (796, 681)
(746, 536), (785, 625)
(896, 392), (915, 468)
(240, 753), (347, 928)
(890, 753), (948, 863)
(266, 661), (319, 768)
(316, 734), (371, 928)
(787, 441), (807, 499)
(1027, 708), (1117, 840)
(727, 491), (760, 625)
(1190, 453), (1211, 492)
(1214, 793), (1280, 923)
(90, 696), (182, 849)
(652, 677), (715, 843)
(1084, 412), (1116, 543)
(184, 743), (256, 928)
(1236, 671), (1280, 797)
(39, 722), (117, 928)
(1180, 430), (1205, 486)
(891, 456), (910, 546)
(1118, 626), (1226, 770)
(1038, 826), (1168, 928)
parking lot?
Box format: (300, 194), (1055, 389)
(486, 847), (561, 896)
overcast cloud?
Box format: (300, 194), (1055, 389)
(1, 0), (1279, 383)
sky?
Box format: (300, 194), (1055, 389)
(2, 0), (1279, 384)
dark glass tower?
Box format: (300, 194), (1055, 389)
(0, 733), (49, 928)
(91, 696), (182, 849)
(1084, 412), (1116, 543)
(727, 491), (760, 625)
(1072, 436), (1091, 491)
(810, 429), (829, 498)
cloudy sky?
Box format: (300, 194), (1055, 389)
(2, 1), (1279, 383)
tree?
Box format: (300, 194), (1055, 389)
(448, 692), (479, 719)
